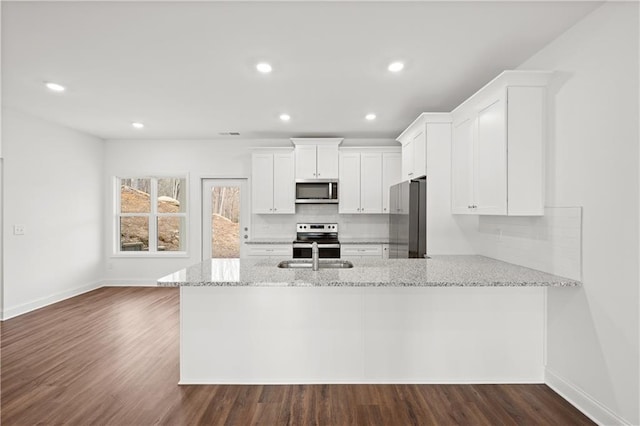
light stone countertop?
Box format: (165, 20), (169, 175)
(245, 238), (389, 245)
(157, 255), (580, 287)
(244, 239), (293, 245)
(340, 239), (390, 245)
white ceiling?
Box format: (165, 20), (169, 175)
(2, 1), (601, 140)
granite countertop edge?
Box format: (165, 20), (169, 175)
(157, 280), (579, 288)
(156, 256), (582, 288)
(245, 239), (390, 245)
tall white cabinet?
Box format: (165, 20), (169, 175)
(451, 71), (551, 216)
(251, 150), (295, 214)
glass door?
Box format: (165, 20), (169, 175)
(202, 179), (249, 260)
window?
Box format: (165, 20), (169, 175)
(116, 176), (187, 254)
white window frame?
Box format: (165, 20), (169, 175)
(114, 175), (189, 257)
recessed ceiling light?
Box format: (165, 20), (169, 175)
(388, 62), (404, 73)
(256, 62), (272, 73)
(279, 114), (291, 122)
(365, 113), (377, 121)
(45, 82), (66, 92)
(131, 122), (145, 129)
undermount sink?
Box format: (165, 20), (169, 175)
(277, 260), (354, 269)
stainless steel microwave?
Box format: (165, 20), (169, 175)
(295, 180), (338, 204)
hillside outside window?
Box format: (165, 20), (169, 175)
(116, 176), (187, 254)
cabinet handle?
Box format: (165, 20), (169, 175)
(317, 173), (320, 177)
(361, 208), (364, 212)
(274, 208), (277, 211)
(269, 208), (273, 211)
(383, 208), (387, 211)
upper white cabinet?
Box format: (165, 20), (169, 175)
(251, 150), (295, 214)
(451, 71), (550, 216)
(338, 148), (400, 215)
(339, 151), (383, 214)
(291, 138), (342, 180)
(382, 152), (402, 214)
(397, 113), (451, 181)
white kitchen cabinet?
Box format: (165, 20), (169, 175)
(245, 244), (292, 259)
(338, 151), (382, 214)
(251, 150), (295, 214)
(338, 152), (361, 213)
(341, 244), (383, 259)
(450, 71), (550, 216)
(397, 113), (451, 181)
(451, 116), (475, 214)
(382, 152), (401, 214)
(291, 138), (342, 180)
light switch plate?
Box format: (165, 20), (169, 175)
(13, 225), (25, 235)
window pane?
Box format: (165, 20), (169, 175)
(120, 216), (149, 251)
(158, 178), (186, 213)
(121, 178), (151, 213)
(157, 216), (185, 252)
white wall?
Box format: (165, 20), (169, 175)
(496, 3), (639, 424)
(103, 138), (398, 283)
(2, 109), (105, 319)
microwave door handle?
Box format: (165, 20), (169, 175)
(329, 182), (333, 200)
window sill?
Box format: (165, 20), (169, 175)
(111, 252), (190, 259)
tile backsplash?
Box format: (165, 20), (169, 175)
(473, 207), (582, 281)
(251, 204), (389, 240)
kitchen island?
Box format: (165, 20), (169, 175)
(158, 256), (579, 384)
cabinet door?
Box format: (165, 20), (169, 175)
(451, 117), (474, 214)
(412, 129), (426, 178)
(316, 144), (339, 179)
(382, 153), (401, 214)
(251, 153), (274, 214)
(295, 145), (317, 179)
(341, 244), (383, 258)
(360, 152), (383, 214)
(338, 152), (361, 214)
(273, 152), (295, 214)
(402, 140), (415, 180)
(476, 95), (507, 215)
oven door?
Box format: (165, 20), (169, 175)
(292, 243), (341, 259)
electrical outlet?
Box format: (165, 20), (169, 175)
(13, 225), (25, 235)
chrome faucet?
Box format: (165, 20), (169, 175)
(311, 242), (319, 271)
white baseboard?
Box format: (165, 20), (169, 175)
(101, 279), (158, 287)
(1, 280), (103, 320)
(545, 368), (631, 426)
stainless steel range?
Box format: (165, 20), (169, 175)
(292, 223), (340, 259)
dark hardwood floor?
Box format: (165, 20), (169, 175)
(1, 287), (594, 425)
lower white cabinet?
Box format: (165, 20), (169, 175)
(245, 244), (292, 259)
(341, 244), (383, 259)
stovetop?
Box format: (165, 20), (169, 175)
(295, 223), (339, 244)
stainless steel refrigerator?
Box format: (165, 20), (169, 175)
(388, 178), (427, 258)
